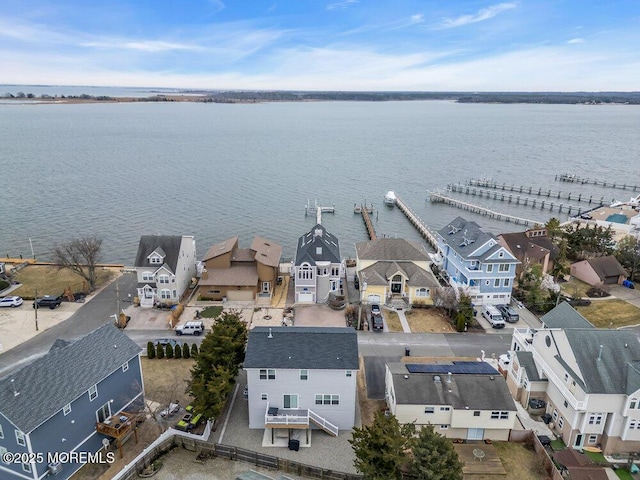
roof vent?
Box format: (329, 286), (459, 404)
(490, 376), (495, 380)
(598, 344), (603, 361)
(268, 328), (273, 339)
(404, 375), (409, 379)
(447, 372), (452, 383)
(434, 375), (441, 383)
(11, 379), (19, 397)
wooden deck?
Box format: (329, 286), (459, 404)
(454, 443), (506, 475)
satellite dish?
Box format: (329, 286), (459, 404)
(102, 438), (110, 449)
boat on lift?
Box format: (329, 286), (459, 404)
(383, 191), (397, 206)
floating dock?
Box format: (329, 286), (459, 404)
(556, 173), (640, 192)
(304, 199), (335, 216)
(466, 178), (611, 205)
(428, 191), (539, 226)
(447, 183), (590, 216)
(395, 195), (438, 249)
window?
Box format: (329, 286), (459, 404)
(564, 373), (569, 381)
(631, 399), (638, 409)
(440, 425), (449, 430)
(346, 371), (352, 377)
(15, 430), (25, 446)
(96, 402), (111, 423)
(142, 271), (154, 282)
(22, 462), (31, 473)
(491, 411), (509, 419)
(630, 420), (639, 430)
(88, 384), (98, 401)
(588, 413), (603, 425)
(588, 435), (598, 445)
(283, 394), (299, 409)
(440, 406), (451, 411)
(558, 417), (564, 428)
(416, 288), (430, 297)
(315, 394), (339, 405)
(473, 411), (481, 417)
(0, 424), (3, 439)
(0, 447), (7, 463)
(298, 265), (313, 280)
(300, 370), (308, 381)
(564, 400), (568, 408)
(552, 409), (558, 421)
(158, 275), (169, 284)
(122, 362), (129, 372)
(316, 247), (322, 255)
(424, 407), (435, 414)
(261, 394), (268, 401)
(262, 282), (270, 293)
(331, 267), (340, 276)
(172, 290), (177, 298)
(499, 263), (509, 272)
(504, 278), (510, 287)
(63, 403), (72, 416)
(499, 252), (504, 258)
(259, 369), (275, 380)
(487, 264), (493, 272)
(485, 280), (490, 286)
(150, 256), (162, 264)
(494, 279), (500, 287)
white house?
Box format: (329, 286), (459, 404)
(435, 217), (519, 305)
(385, 362), (517, 441)
(243, 327), (359, 446)
(507, 303), (640, 454)
(292, 224), (344, 304)
(134, 235), (196, 308)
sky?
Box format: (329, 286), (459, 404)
(1, 0), (639, 91)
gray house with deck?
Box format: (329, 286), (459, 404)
(0, 324), (143, 480)
(244, 327), (358, 445)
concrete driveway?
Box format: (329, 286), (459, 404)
(292, 304), (347, 327)
(609, 284), (640, 308)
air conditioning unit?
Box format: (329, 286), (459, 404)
(48, 462), (63, 475)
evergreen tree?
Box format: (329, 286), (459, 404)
(616, 235), (640, 281)
(147, 341), (156, 359)
(166, 343), (174, 358)
(156, 343), (165, 359)
(174, 344), (182, 359)
(409, 425), (464, 480)
(191, 343), (198, 358)
(182, 343), (190, 359)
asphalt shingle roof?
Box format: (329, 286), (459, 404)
(244, 327), (359, 370)
(0, 324), (141, 433)
(515, 352), (543, 382)
(587, 256), (627, 280)
(541, 302), (594, 329)
(388, 363), (515, 411)
(134, 235), (184, 272)
(294, 224), (341, 266)
(359, 261), (439, 288)
(355, 238), (429, 262)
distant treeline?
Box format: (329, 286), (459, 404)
(2, 92), (114, 101)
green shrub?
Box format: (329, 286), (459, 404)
(0, 280), (9, 291)
(190, 343), (198, 358)
(182, 343), (190, 359)
(156, 343), (165, 359)
(166, 344), (174, 358)
(174, 344), (182, 359)
(147, 342), (156, 359)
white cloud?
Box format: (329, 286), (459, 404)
(208, 0), (225, 13)
(81, 40), (204, 52)
(567, 38), (584, 44)
(438, 3), (517, 29)
(326, 0), (358, 11)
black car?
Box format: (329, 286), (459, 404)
(155, 338), (182, 348)
(33, 295), (63, 309)
(563, 296), (591, 307)
(354, 274), (359, 290)
(371, 315), (384, 331)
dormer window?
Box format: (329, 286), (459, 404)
(316, 247), (322, 255)
(150, 256), (162, 264)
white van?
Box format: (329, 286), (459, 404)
(482, 305), (505, 329)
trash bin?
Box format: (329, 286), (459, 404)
(288, 439), (300, 451)
(405, 348), (410, 357)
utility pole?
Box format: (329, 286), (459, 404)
(34, 288), (38, 331)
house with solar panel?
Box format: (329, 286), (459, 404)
(244, 327), (359, 447)
(134, 234), (197, 308)
(0, 324), (144, 480)
(292, 224), (344, 304)
(385, 361), (517, 441)
(435, 216), (519, 306)
(508, 302), (640, 454)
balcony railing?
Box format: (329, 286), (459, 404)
(531, 350), (586, 411)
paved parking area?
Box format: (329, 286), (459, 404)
(292, 304), (348, 327)
(609, 284), (640, 308)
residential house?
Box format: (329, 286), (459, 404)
(435, 216), (519, 305)
(385, 362), (517, 441)
(134, 235), (197, 308)
(508, 303), (640, 454)
(498, 227), (559, 279)
(197, 236), (282, 304)
(244, 327), (359, 445)
(570, 256), (628, 286)
(292, 223), (344, 304)
(0, 324), (143, 480)
(355, 238), (440, 307)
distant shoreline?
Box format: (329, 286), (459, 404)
(2, 91), (640, 105)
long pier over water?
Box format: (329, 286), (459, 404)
(395, 195), (438, 249)
(467, 179), (612, 205)
(556, 173), (640, 192)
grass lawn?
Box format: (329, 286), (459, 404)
(405, 308), (456, 333)
(578, 299), (640, 328)
(616, 468), (634, 479)
(464, 441), (546, 480)
(200, 305), (223, 318)
(560, 277), (592, 298)
(385, 310), (403, 332)
(141, 356), (195, 411)
(12, 265), (117, 298)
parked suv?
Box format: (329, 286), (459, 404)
(371, 314), (384, 332)
(496, 304), (519, 323)
(175, 321), (205, 336)
(33, 295), (63, 309)
(0, 296), (23, 308)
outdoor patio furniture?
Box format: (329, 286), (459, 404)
(472, 448), (485, 462)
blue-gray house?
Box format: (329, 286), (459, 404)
(435, 216), (519, 305)
(0, 324), (143, 480)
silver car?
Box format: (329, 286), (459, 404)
(0, 296), (23, 307)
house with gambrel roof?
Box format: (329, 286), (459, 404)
(134, 235), (197, 308)
(0, 324), (143, 480)
(508, 303), (640, 454)
(435, 216), (519, 305)
(292, 223), (344, 304)
(244, 327), (359, 445)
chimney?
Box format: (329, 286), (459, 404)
(447, 372), (452, 384)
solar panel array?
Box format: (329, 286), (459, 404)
(405, 362), (498, 375)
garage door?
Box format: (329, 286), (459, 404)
(604, 276), (618, 284)
(227, 290), (255, 301)
(298, 292), (314, 303)
(367, 294), (381, 304)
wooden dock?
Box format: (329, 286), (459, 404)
(428, 191), (539, 226)
(556, 173), (640, 192)
(395, 195), (438, 249)
(447, 183), (591, 216)
(467, 178), (612, 205)
(359, 205), (377, 240)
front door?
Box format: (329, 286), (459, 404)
(574, 434), (583, 448)
(391, 275), (402, 294)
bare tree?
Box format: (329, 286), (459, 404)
(52, 236), (103, 292)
